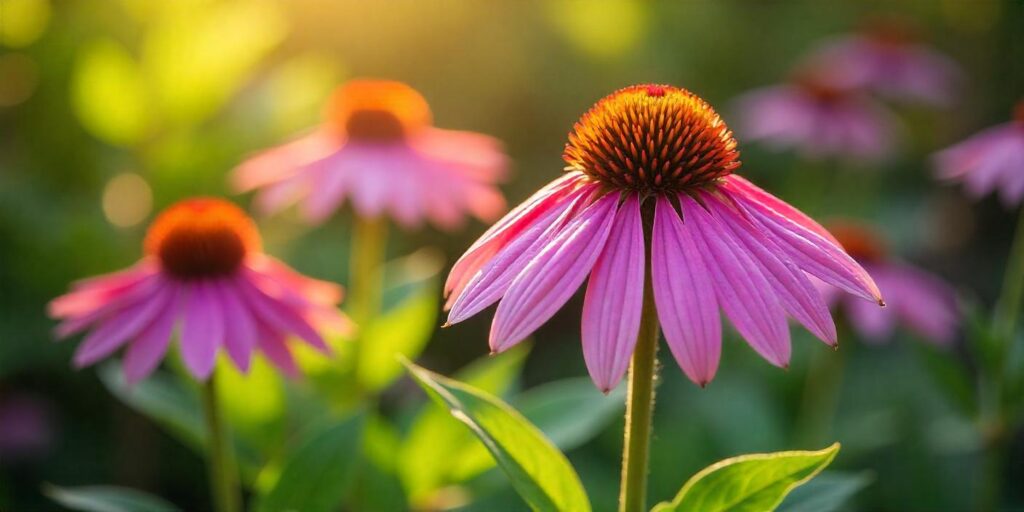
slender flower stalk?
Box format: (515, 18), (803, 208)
(347, 215), (388, 384)
(201, 376), (240, 512)
(443, 84), (883, 512)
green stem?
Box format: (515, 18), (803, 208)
(795, 342), (847, 446)
(994, 207), (1024, 357)
(200, 376), (240, 512)
(619, 214), (659, 512)
(348, 215), (388, 382)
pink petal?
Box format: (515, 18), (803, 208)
(721, 175), (840, 245)
(257, 325), (300, 378)
(180, 282), (224, 380)
(123, 286), (181, 385)
(726, 183), (882, 304)
(845, 293), (896, 343)
(211, 279), (256, 373)
(447, 186), (588, 325)
(49, 264), (154, 318)
(231, 130), (338, 192)
(72, 280), (171, 369)
(681, 195), (791, 368)
(651, 196), (721, 386)
(236, 273), (329, 353)
(445, 172), (586, 306)
(705, 193), (836, 346)
(489, 192), (619, 353)
(581, 194), (645, 391)
(886, 263), (960, 346)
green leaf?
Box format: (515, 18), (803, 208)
(254, 413), (365, 512)
(98, 363), (204, 450)
(357, 276), (439, 391)
(449, 377), (625, 481)
(399, 346), (529, 503)
(777, 471), (872, 512)
(71, 38), (153, 146)
(43, 484), (180, 512)
(403, 360), (591, 512)
(216, 355), (286, 450)
(651, 443), (840, 512)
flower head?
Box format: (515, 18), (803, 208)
(233, 79), (508, 230)
(934, 100), (1024, 207)
(49, 198), (351, 384)
(445, 84), (882, 390)
(802, 18), (962, 106)
(824, 222), (959, 345)
(733, 71), (898, 161)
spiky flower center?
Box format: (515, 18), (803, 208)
(144, 198), (261, 279)
(829, 222), (886, 263)
(326, 79), (432, 142)
(563, 84), (740, 193)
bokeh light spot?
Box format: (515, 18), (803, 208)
(0, 0), (51, 48)
(102, 172), (153, 228)
(0, 53), (38, 106)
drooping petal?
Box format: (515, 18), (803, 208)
(581, 193), (645, 391)
(447, 186), (589, 325)
(72, 280), (171, 368)
(704, 193), (837, 346)
(237, 273), (329, 353)
(123, 286), (181, 385)
(489, 192), (619, 353)
(845, 292), (897, 343)
(651, 196), (721, 385)
(212, 279), (257, 373)
(231, 130), (338, 192)
(726, 182), (882, 304)
(53, 273), (162, 338)
(445, 172), (585, 305)
(886, 263), (960, 346)
(180, 282), (224, 380)
(256, 323), (300, 378)
(721, 175), (840, 245)
(681, 195), (791, 367)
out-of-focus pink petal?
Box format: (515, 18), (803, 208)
(237, 273), (329, 354)
(256, 324), (300, 378)
(49, 264), (156, 318)
(845, 290), (897, 343)
(123, 285), (181, 385)
(886, 263), (960, 346)
(413, 128), (509, 182)
(212, 279), (256, 373)
(445, 172), (585, 307)
(180, 282), (223, 380)
(682, 195), (791, 367)
(489, 192), (618, 353)
(232, 130), (339, 192)
(447, 186), (589, 325)
(53, 273), (163, 339)
(651, 196), (721, 386)
(72, 280), (171, 369)
(706, 193), (836, 346)
(728, 184), (882, 304)
(581, 194), (645, 391)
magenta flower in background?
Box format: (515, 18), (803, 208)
(49, 198), (351, 384)
(823, 222), (959, 346)
(233, 79), (508, 230)
(444, 85), (883, 391)
(801, 19), (962, 107)
(934, 101), (1024, 207)
(733, 72), (899, 161)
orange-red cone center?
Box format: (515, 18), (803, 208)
(325, 79), (432, 142)
(144, 198), (261, 279)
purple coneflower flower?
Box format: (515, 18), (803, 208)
(802, 19), (961, 107)
(233, 79), (508, 230)
(444, 84), (883, 390)
(823, 222), (958, 346)
(733, 72), (899, 161)
(934, 101), (1024, 207)
(49, 198), (351, 384)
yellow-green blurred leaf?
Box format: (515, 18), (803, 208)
(358, 279), (439, 392)
(71, 39), (152, 146)
(141, 0), (287, 126)
(546, 0), (648, 59)
(260, 53), (344, 136)
(216, 355), (285, 449)
(0, 0), (50, 47)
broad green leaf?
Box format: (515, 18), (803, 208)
(357, 276), (439, 391)
(349, 415), (408, 512)
(43, 484), (180, 512)
(71, 39), (152, 146)
(98, 363), (203, 450)
(255, 413), (365, 512)
(404, 361), (591, 512)
(450, 377), (625, 481)
(400, 346), (529, 502)
(778, 471), (872, 512)
(652, 443), (840, 512)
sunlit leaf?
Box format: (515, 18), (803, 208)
(0, 0), (51, 47)
(358, 278), (439, 391)
(404, 360), (591, 512)
(450, 377), (625, 481)
(43, 484), (180, 512)
(71, 39), (152, 146)
(652, 443), (840, 512)
(254, 413), (365, 512)
(545, 0), (648, 59)
(777, 471), (872, 512)
(216, 355), (285, 450)
(260, 52), (344, 136)
(400, 346), (529, 503)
